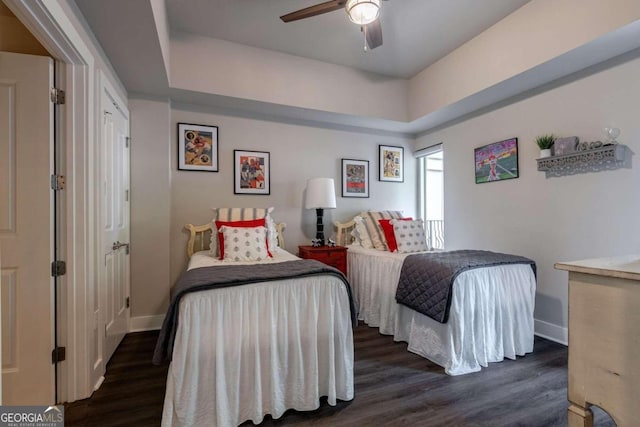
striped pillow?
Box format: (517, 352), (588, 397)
(359, 210), (404, 251)
(210, 207), (275, 257)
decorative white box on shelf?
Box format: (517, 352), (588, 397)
(536, 144), (627, 177)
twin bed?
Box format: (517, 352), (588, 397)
(334, 216), (536, 376)
(154, 210), (356, 426)
(155, 208), (537, 426)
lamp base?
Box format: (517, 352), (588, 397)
(315, 208), (325, 246)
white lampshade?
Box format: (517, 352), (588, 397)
(345, 0), (381, 25)
(305, 178), (337, 209)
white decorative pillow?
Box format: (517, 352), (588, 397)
(352, 216), (373, 249)
(220, 226), (269, 262)
(360, 210), (404, 251)
(264, 210), (278, 251)
(210, 207), (276, 256)
(349, 229), (362, 247)
(392, 219), (429, 253)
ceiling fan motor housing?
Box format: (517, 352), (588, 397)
(345, 0), (381, 25)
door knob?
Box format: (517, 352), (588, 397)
(112, 241), (130, 254)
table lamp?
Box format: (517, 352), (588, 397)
(305, 178), (337, 246)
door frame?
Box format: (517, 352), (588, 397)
(5, 0), (107, 402)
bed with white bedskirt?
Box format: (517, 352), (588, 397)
(347, 245), (536, 375)
(161, 246), (354, 427)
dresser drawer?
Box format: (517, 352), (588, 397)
(331, 259), (347, 274)
(312, 249), (343, 264)
(298, 245), (348, 276)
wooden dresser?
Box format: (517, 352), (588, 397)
(298, 245), (347, 276)
(555, 255), (640, 427)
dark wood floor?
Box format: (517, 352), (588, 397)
(65, 324), (614, 426)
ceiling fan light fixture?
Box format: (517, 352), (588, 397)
(345, 0), (381, 25)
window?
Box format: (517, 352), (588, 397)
(417, 144), (444, 249)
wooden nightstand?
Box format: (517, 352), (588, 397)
(298, 245), (348, 276)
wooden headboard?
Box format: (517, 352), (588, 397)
(333, 219), (357, 247)
(185, 222), (287, 258)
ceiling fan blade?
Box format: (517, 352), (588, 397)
(364, 19), (383, 50)
(280, 1), (345, 23)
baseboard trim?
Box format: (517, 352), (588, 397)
(129, 315), (164, 332)
(534, 318), (568, 346)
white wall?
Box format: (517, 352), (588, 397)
(409, 0), (640, 121)
(415, 54), (640, 342)
(170, 32), (409, 122)
(129, 98), (171, 320)
(150, 0), (170, 80)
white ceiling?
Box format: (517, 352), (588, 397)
(72, 0), (640, 135)
(166, 0), (530, 78)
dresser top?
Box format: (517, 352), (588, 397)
(298, 245), (347, 252)
(555, 254), (640, 281)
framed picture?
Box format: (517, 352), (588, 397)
(342, 159), (369, 198)
(379, 145), (404, 182)
(234, 150), (270, 195)
(474, 137), (519, 184)
(177, 123), (218, 172)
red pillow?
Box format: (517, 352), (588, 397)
(215, 218), (272, 259)
(378, 218), (413, 253)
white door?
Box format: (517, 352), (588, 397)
(100, 86), (130, 363)
(0, 51), (54, 404)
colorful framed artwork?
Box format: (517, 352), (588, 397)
(474, 137), (519, 184)
(234, 150), (270, 195)
(342, 159), (369, 198)
(177, 123), (219, 172)
(379, 145), (404, 182)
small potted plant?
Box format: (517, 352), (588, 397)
(536, 134), (555, 158)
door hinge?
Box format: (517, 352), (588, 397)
(51, 175), (65, 191)
(51, 88), (65, 105)
(51, 346), (66, 364)
(125, 136), (130, 148)
(125, 189), (129, 202)
(126, 296), (130, 308)
(51, 260), (66, 277)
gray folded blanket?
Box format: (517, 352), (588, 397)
(396, 250), (536, 323)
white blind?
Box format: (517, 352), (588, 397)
(414, 143), (443, 158)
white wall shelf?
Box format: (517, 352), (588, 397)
(536, 144), (627, 177)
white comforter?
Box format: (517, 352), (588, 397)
(162, 249), (354, 427)
(348, 246), (536, 375)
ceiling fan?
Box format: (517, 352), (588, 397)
(280, 0), (388, 50)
